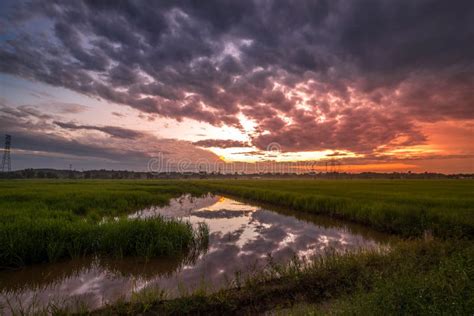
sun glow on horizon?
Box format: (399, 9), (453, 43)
(204, 146), (360, 163)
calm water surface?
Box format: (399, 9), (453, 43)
(0, 194), (392, 313)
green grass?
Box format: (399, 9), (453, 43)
(1, 179), (473, 315)
(92, 240), (474, 315)
(191, 179), (474, 239)
(93, 179), (473, 315)
(0, 180), (208, 267)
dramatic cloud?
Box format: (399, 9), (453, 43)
(54, 121), (146, 139)
(0, 103), (221, 170)
(193, 139), (249, 148)
(0, 0), (473, 157)
(50, 103), (89, 114)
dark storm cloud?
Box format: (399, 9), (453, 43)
(193, 139), (249, 148)
(252, 107), (427, 153)
(12, 129), (147, 160)
(1, 0), (473, 153)
(54, 121), (145, 139)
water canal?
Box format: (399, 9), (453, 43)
(0, 194), (393, 313)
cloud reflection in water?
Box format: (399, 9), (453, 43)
(0, 194), (391, 313)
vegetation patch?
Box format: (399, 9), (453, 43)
(0, 180), (208, 267)
(93, 240), (474, 315)
(1, 179), (473, 314)
(192, 179), (474, 239)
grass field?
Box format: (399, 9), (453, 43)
(1, 179), (473, 314)
(192, 179), (474, 239)
(0, 180), (208, 267)
(92, 179), (473, 315)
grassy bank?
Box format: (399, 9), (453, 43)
(191, 179), (474, 239)
(1, 179), (473, 314)
(94, 240), (474, 315)
(0, 180), (208, 267)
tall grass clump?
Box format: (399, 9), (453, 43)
(0, 217), (206, 267)
(0, 180), (209, 268)
(99, 218), (195, 258)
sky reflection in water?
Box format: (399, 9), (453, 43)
(0, 194), (391, 313)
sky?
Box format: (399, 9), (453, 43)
(0, 0), (473, 173)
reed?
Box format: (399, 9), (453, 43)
(0, 180), (208, 267)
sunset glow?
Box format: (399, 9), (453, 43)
(0, 1), (472, 173)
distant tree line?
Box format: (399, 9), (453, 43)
(0, 168), (472, 180)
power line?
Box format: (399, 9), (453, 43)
(1, 134), (12, 172)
